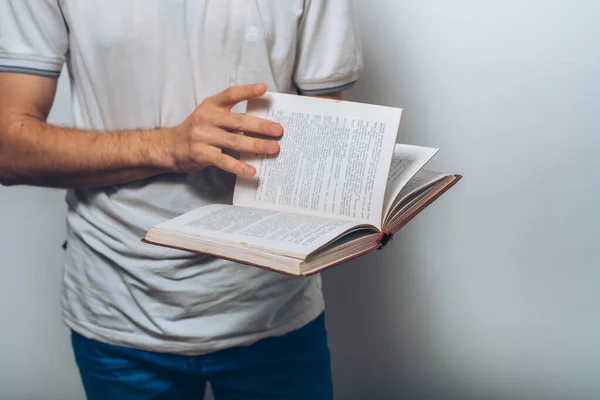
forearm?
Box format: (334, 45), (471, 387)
(0, 115), (173, 188)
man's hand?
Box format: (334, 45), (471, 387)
(167, 83), (282, 178)
(0, 72), (282, 188)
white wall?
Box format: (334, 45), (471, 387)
(323, 1), (600, 399)
(1, 1), (598, 399)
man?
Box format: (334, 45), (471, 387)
(0, 0), (363, 398)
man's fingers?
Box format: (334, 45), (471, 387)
(205, 147), (256, 177)
(216, 113), (283, 137)
(202, 126), (280, 155)
(209, 83), (267, 108)
(186, 84), (277, 177)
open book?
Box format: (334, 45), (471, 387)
(143, 92), (461, 276)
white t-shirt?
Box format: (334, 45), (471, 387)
(0, 0), (363, 355)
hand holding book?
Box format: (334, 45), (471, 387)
(144, 92), (461, 276)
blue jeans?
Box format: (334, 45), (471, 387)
(71, 313), (333, 400)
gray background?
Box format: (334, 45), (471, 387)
(1, 0), (598, 399)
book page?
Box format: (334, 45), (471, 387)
(382, 144), (439, 220)
(395, 170), (448, 201)
(385, 169), (449, 221)
(384, 174), (454, 230)
(233, 92), (402, 228)
(154, 204), (366, 259)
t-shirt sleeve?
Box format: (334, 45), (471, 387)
(293, 0), (364, 95)
(0, 0), (69, 78)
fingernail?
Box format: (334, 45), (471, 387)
(244, 166), (255, 176)
(254, 84), (265, 95)
(265, 141), (279, 152)
(269, 124), (282, 135)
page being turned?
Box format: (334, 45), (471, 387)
(233, 92), (402, 227)
(382, 144), (440, 219)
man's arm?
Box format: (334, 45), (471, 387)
(0, 73), (283, 189)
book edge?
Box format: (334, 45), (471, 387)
(141, 238), (304, 277)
